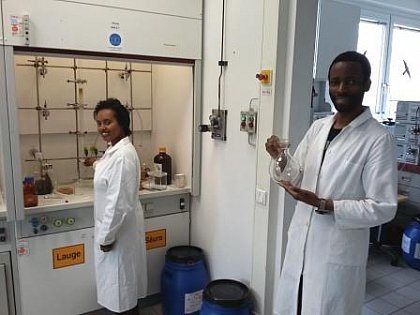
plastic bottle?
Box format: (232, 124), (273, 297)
(23, 176), (38, 207)
(154, 146), (172, 185)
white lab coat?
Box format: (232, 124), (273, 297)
(93, 137), (147, 313)
(273, 108), (397, 315)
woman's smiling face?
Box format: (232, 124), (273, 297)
(95, 109), (125, 145)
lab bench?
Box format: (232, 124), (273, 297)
(14, 187), (191, 315)
(17, 184), (190, 216)
(398, 163), (420, 211)
(376, 163), (420, 248)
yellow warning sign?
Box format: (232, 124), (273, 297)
(146, 229), (166, 250)
(53, 244), (85, 269)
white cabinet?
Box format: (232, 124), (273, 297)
(315, 0), (361, 79)
(398, 171), (420, 224)
(145, 212), (189, 295)
(0, 252), (16, 315)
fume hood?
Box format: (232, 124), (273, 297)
(0, 1), (202, 314)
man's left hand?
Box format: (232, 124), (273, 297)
(280, 180), (320, 207)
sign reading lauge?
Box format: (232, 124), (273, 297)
(53, 244), (85, 269)
(146, 229), (166, 250)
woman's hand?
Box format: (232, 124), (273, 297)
(83, 157), (96, 167)
(280, 180), (320, 207)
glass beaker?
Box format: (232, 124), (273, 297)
(147, 170), (168, 190)
(269, 141), (301, 184)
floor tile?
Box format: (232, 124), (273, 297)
(402, 301), (420, 314)
(366, 281), (393, 298)
(374, 275), (407, 291)
(365, 298), (399, 314)
(365, 293), (376, 303)
(365, 249), (420, 315)
(391, 268), (420, 283)
(406, 279), (420, 290)
(381, 291), (415, 308)
(390, 310), (413, 315)
(363, 306), (381, 315)
(395, 285), (420, 301)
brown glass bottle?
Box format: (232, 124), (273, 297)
(153, 146), (172, 185)
(23, 176), (38, 207)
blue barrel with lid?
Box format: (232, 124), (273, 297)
(161, 245), (209, 315)
(402, 216), (420, 270)
(201, 279), (252, 315)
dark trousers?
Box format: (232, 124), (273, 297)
(297, 275), (303, 315)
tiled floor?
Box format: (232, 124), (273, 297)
(86, 248), (420, 315)
(363, 247), (420, 315)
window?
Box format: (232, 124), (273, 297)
(357, 12), (420, 121)
(387, 24), (420, 118)
(357, 19), (387, 116)
(357, 12), (420, 120)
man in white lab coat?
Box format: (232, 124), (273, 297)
(92, 98), (147, 314)
(266, 51), (397, 315)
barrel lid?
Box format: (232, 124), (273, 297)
(165, 245), (205, 263)
(203, 279), (251, 307)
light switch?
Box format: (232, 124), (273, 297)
(256, 188), (267, 206)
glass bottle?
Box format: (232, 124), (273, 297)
(153, 146), (172, 184)
(23, 176), (38, 207)
(269, 140), (301, 184)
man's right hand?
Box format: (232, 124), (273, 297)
(265, 135), (284, 159)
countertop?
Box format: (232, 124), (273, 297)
(0, 183), (191, 218)
(398, 163), (420, 175)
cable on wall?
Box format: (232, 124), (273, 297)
(217, 0), (228, 113)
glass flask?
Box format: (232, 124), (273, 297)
(269, 141), (301, 184)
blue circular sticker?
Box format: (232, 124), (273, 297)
(109, 33), (122, 47)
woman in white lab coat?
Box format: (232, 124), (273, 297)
(91, 98), (147, 314)
(266, 51), (397, 315)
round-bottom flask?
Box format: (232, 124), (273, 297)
(269, 141), (301, 184)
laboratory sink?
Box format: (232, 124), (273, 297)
(36, 190), (94, 207)
(38, 194), (66, 206)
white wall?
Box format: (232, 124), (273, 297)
(191, 0), (263, 298)
(192, 0), (318, 313)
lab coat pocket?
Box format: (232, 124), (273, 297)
(327, 228), (368, 266)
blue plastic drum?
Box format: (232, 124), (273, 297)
(402, 216), (420, 270)
(201, 279), (252, 315)
(161, 246), (209, 315)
